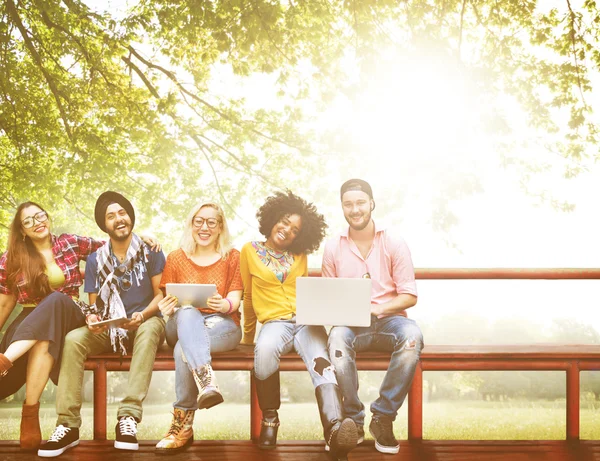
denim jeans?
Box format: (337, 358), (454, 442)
(165, 308), (241, 411)
(254, 317), (337, 386)
(328, 315), (423, 425)
(56, 316), (166, 426)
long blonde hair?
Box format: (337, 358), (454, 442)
(179, 202), (233, 258)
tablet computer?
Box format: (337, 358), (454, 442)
(90, 317), (129, 328)
(165, 283), (218, 309)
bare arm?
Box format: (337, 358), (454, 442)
(371, 293), (417, 317)
(0, 293), (18, 332)
(122, 273), (163, 330)
(240, 246), (257, 345)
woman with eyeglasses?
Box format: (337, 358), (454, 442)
(240, 191), (357, 461)
(0, 202), (105, 451)
(155, 202), (242, 454)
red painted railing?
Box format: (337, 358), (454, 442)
(85, 268), (600, 442)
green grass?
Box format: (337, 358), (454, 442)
(2, 400), (600, 441)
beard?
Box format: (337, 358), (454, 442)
(345, 210), (372, 231)
(107, 221), (132, 241)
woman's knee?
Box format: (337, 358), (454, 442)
(29, 340), (50, 354)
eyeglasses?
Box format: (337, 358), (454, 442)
(192, 217), (220, 229)
(114, 263), (132, 291)
(21, 211), (48, 229)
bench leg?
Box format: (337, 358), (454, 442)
(250, 372), (261, 442)
(93, 361), (107, 440)
(566, 362), (580, 441)
(408, 362), (423, 440)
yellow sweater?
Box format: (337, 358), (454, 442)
(240, 241), (307, 343)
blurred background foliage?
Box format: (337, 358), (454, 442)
(1, 0), (599, 247)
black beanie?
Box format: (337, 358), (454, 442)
(94, 191), (135, 233)
(340, 179), (375, 210)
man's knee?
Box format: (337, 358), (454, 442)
(64, 326), (94, 352)
(396, 325), (424, 354)
(136, 316), (165, 340)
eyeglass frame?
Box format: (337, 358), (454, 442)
(192, 217), (221, 229)
(21, 211), (49, 229)
(112, 259), (133, 292)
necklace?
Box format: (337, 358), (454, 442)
(264, 245), (288, 259)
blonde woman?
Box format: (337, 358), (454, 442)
(155, 202), (242, 454)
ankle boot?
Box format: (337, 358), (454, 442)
(156, 408), (195, 454)
(192, 363), (223, 409)
(0, 353), (12, 378)
(315, 383), (357, 459)
(259, 409), (280, 450)
(255, 370), (281, 450)
(20, 402), (42, 451)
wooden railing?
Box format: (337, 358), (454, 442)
(83, 268), (600, 441)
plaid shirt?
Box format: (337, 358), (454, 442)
(0, 233), (104, 305)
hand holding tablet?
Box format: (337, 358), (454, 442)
(90, 317), (129, 328)
(165, 283), (218, 310)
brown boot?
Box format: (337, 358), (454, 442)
(0, 353), (12, 378)
(192, 364), (223, 410)
(155, 408), (195, 454)
(20, 401), (42, 451)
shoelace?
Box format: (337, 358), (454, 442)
(198, 367), (213, 388)
(166, 413), (184, 436)
(118, 416), (137, 436)
(48, 425), (70, 442)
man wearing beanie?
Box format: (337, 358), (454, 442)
(323, 179), (423, 455)
(39, 191), (166, 457)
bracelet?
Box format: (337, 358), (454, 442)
(139, 312), (145, 323)
(224, 298), (233, 315)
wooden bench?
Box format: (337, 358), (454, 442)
(84, 343), (600, 443)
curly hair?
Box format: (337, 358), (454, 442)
(257, 190), (327, 255)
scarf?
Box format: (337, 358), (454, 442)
(94, 233), (149, 354)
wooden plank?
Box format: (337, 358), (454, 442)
(87, 344), (600, 363)
(3, 440), (600, 461)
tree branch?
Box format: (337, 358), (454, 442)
(121, 55), (160, 98)
(458, 0), (467, 59)
(565, 0), (587, 106)
(127, 45), (312, 154)
(6, 0), (73, 141)
(190, 135), (255, 228)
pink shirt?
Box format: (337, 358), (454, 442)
(321, 222), (417, 317)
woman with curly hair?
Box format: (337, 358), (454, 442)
(240, 191), (357, 461)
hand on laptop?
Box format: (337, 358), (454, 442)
(370, 303), (384, 318)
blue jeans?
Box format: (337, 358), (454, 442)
(254, 317), (337, 386)
(166, 308), (241, 411)
(328, 315), (423, 425)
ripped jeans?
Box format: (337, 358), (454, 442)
(166, 308), (242, 411)
(254, 317), (337, 386)
(328, 315), (423, 425)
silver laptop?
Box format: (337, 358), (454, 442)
(296, 277), (372, 327)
